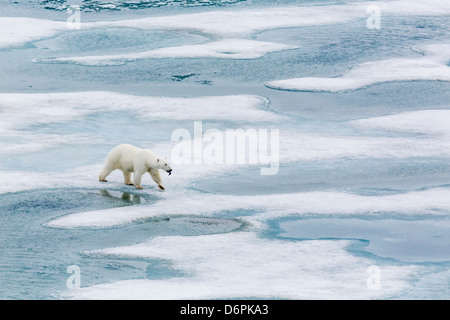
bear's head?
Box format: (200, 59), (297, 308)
(157, 158), (172, 175)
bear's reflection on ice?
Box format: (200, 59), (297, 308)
(99, 189), (143, 205)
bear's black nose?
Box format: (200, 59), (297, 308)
(167, 169), (172, 175)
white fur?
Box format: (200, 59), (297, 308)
(99, 144), (172, 190)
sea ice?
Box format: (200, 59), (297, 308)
(2, 1), (450, 48)
(45, 187), (450, 229)
(351, 110), (450, 137)
(0, 92), (279, 155)
(59, 231), (421, 299)
(0, 17), (66, 48)
(265, 44), (450, 92)
(39, 39), (298, 66)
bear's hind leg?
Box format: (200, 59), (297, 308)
(149, 168), (165, 190)
(99, 164), (115, 182)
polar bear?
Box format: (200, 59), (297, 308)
(99, 144), (172, 190)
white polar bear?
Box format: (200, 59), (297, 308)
(99, 144), (172, 190)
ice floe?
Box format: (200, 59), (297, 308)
(87, 0), (450, 37)
(0, 165), (98, 195)
(351, 110), (450, 137)
(39, 39), (297, 65)
(0, 89), (265, 130)
(45, 187), (450, 229)
(0, 91), (276, 126)
(265, 44), (450, 92)
(41, 108), (450, 229)
(3, 1), (450, 48)
(0, 17), (66, 48)
(59, 231), (421, 299)
(0, 91), (279, 155)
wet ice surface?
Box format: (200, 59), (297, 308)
(1, 0), (450, 299)
(278, 218), (450, 263)
(0, 188), (242, 299)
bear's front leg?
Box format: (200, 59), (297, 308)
(149, 168), (165, 191)
(133, 172), (144, 189)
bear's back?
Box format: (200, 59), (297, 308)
(108, 144), (142, 170)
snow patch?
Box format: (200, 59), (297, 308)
(0, 92), (278, 155)
(39, 39), (298, 65)
(60, 232), (421, 299)
(351, 110), (450, 137)
(265, 44), (450, 92)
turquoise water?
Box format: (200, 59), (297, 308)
(1, 0), (449, 299)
